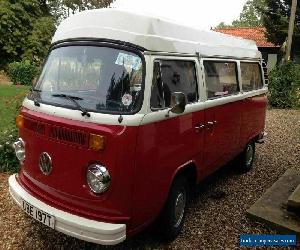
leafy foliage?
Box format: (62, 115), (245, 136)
(232, 0), (266, 27)
(23, 16), (55, 65)
(215, 22), (232, 29)
(8, 60), (37, 86)
(0, 0), (55, 68)
(0, 128), (20, 173)
(0, 0), (114, 69)
(216, 0), (266, 28)
(262, 0), (300, 54)
(268, 62), (300, 108)
(48, 0), (115, 23)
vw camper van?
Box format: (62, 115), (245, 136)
(9, 9), (267, 245)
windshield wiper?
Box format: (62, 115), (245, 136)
(52, 94), (91, 117)
(30, 88), (42, 107)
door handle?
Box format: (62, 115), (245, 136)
(207, 120), (217, 128)
(195, 124), (205, 133)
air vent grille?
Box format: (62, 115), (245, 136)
(24, 118), (45, 135)
(23, 117), (88, 147)
(49, 127), (87, 146)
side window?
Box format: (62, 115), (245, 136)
(150, 60), (198, 110)
(203, 61), (239, 99)
(240, 62), (263, 91)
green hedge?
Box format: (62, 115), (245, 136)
(268, 62), (300, 108)
(8, 60), (37, 86)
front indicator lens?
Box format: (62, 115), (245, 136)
(13, 138), (25, 162)
(87, 164), (111, 194)
(16, 115), (24, 129)
(89, 134), (105, 151)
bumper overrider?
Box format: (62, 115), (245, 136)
(8, 174), (126, 245)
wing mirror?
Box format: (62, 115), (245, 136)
(166, 92), (186, 117)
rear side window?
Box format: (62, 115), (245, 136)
(203, 61), (239, 99)
(150, 60), (198, 109)
(240, 62), (263, 91)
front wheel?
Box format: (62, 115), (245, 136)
(157, 176), (189, 241)
(239, 140), (255, 172)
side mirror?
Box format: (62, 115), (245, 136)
(166, 92), (186, 117)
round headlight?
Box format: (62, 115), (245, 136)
(13, 138), (25, 162)
(87, 164), (111, 194)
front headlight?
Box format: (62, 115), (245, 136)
(13, 138), (25, 162)
(87, 164), (111, 194)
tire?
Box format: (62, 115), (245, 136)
(239, 140), (255, 172)
(157, 175), (189, 241)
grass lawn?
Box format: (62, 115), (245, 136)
(0, 85), (30, 132)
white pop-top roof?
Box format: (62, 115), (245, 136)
(52, 9), (261, 59)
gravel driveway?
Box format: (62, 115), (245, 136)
(1, 109), (299, 250)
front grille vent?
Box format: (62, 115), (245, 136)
(23, 117), (88, 147)
(49, 127), (87, 146)
(24, 118), (45, 135)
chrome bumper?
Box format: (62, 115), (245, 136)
(8, 174), (126, 245)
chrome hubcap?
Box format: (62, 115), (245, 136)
(174, 190), (186, 228)
(245, 144), (253, 166)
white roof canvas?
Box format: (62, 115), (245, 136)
(52, 9), (261, 59)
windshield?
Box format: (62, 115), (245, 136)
(32, 45), (144, 114)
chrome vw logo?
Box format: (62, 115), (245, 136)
(39, 152), (52, 175)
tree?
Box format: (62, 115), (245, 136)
(232, 0), (266, 27)
(49, 0), (115, 23)
(262, 0), (300, 54)
(23, 16), (56, 65)
(0, 0), (115, 68)
(215, 22), (232, 29)
(0, 0), (53, 68)
(215, 0), (266, 28)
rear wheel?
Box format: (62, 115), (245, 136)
(239, 140), (255, 172)
(157, 176), (189, 241)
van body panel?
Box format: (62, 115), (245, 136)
(240, 94), (268, 147)
(203, 99), (242, 174)
(131, 109), (205, 229)
(17, 107), (138, 222)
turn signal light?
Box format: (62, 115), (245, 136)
(16, 115), (24, 129)
(89, 134), (105, 151)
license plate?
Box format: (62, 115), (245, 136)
(22, 199), (55, 229)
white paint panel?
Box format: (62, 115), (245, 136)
(23, 98), (145, 126)
(52, 9), (260, 59)
(8, 174), (126, 245)
(23, 86), (267, 127)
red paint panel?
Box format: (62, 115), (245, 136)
(240, 94), (267, 146)
(16, 93), (267, 236)
(203, 100), (242, 173)
(18, 107), (136, 223)
(131, 110), (205, 229)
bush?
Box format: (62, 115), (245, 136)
(268, 62), (300, 108)
(0, 128), (20, 173)
(8, 60), (37, 86)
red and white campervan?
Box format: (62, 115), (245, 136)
(8, 9), (267, 245)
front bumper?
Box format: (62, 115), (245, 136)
(8, 174), (126, 245)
